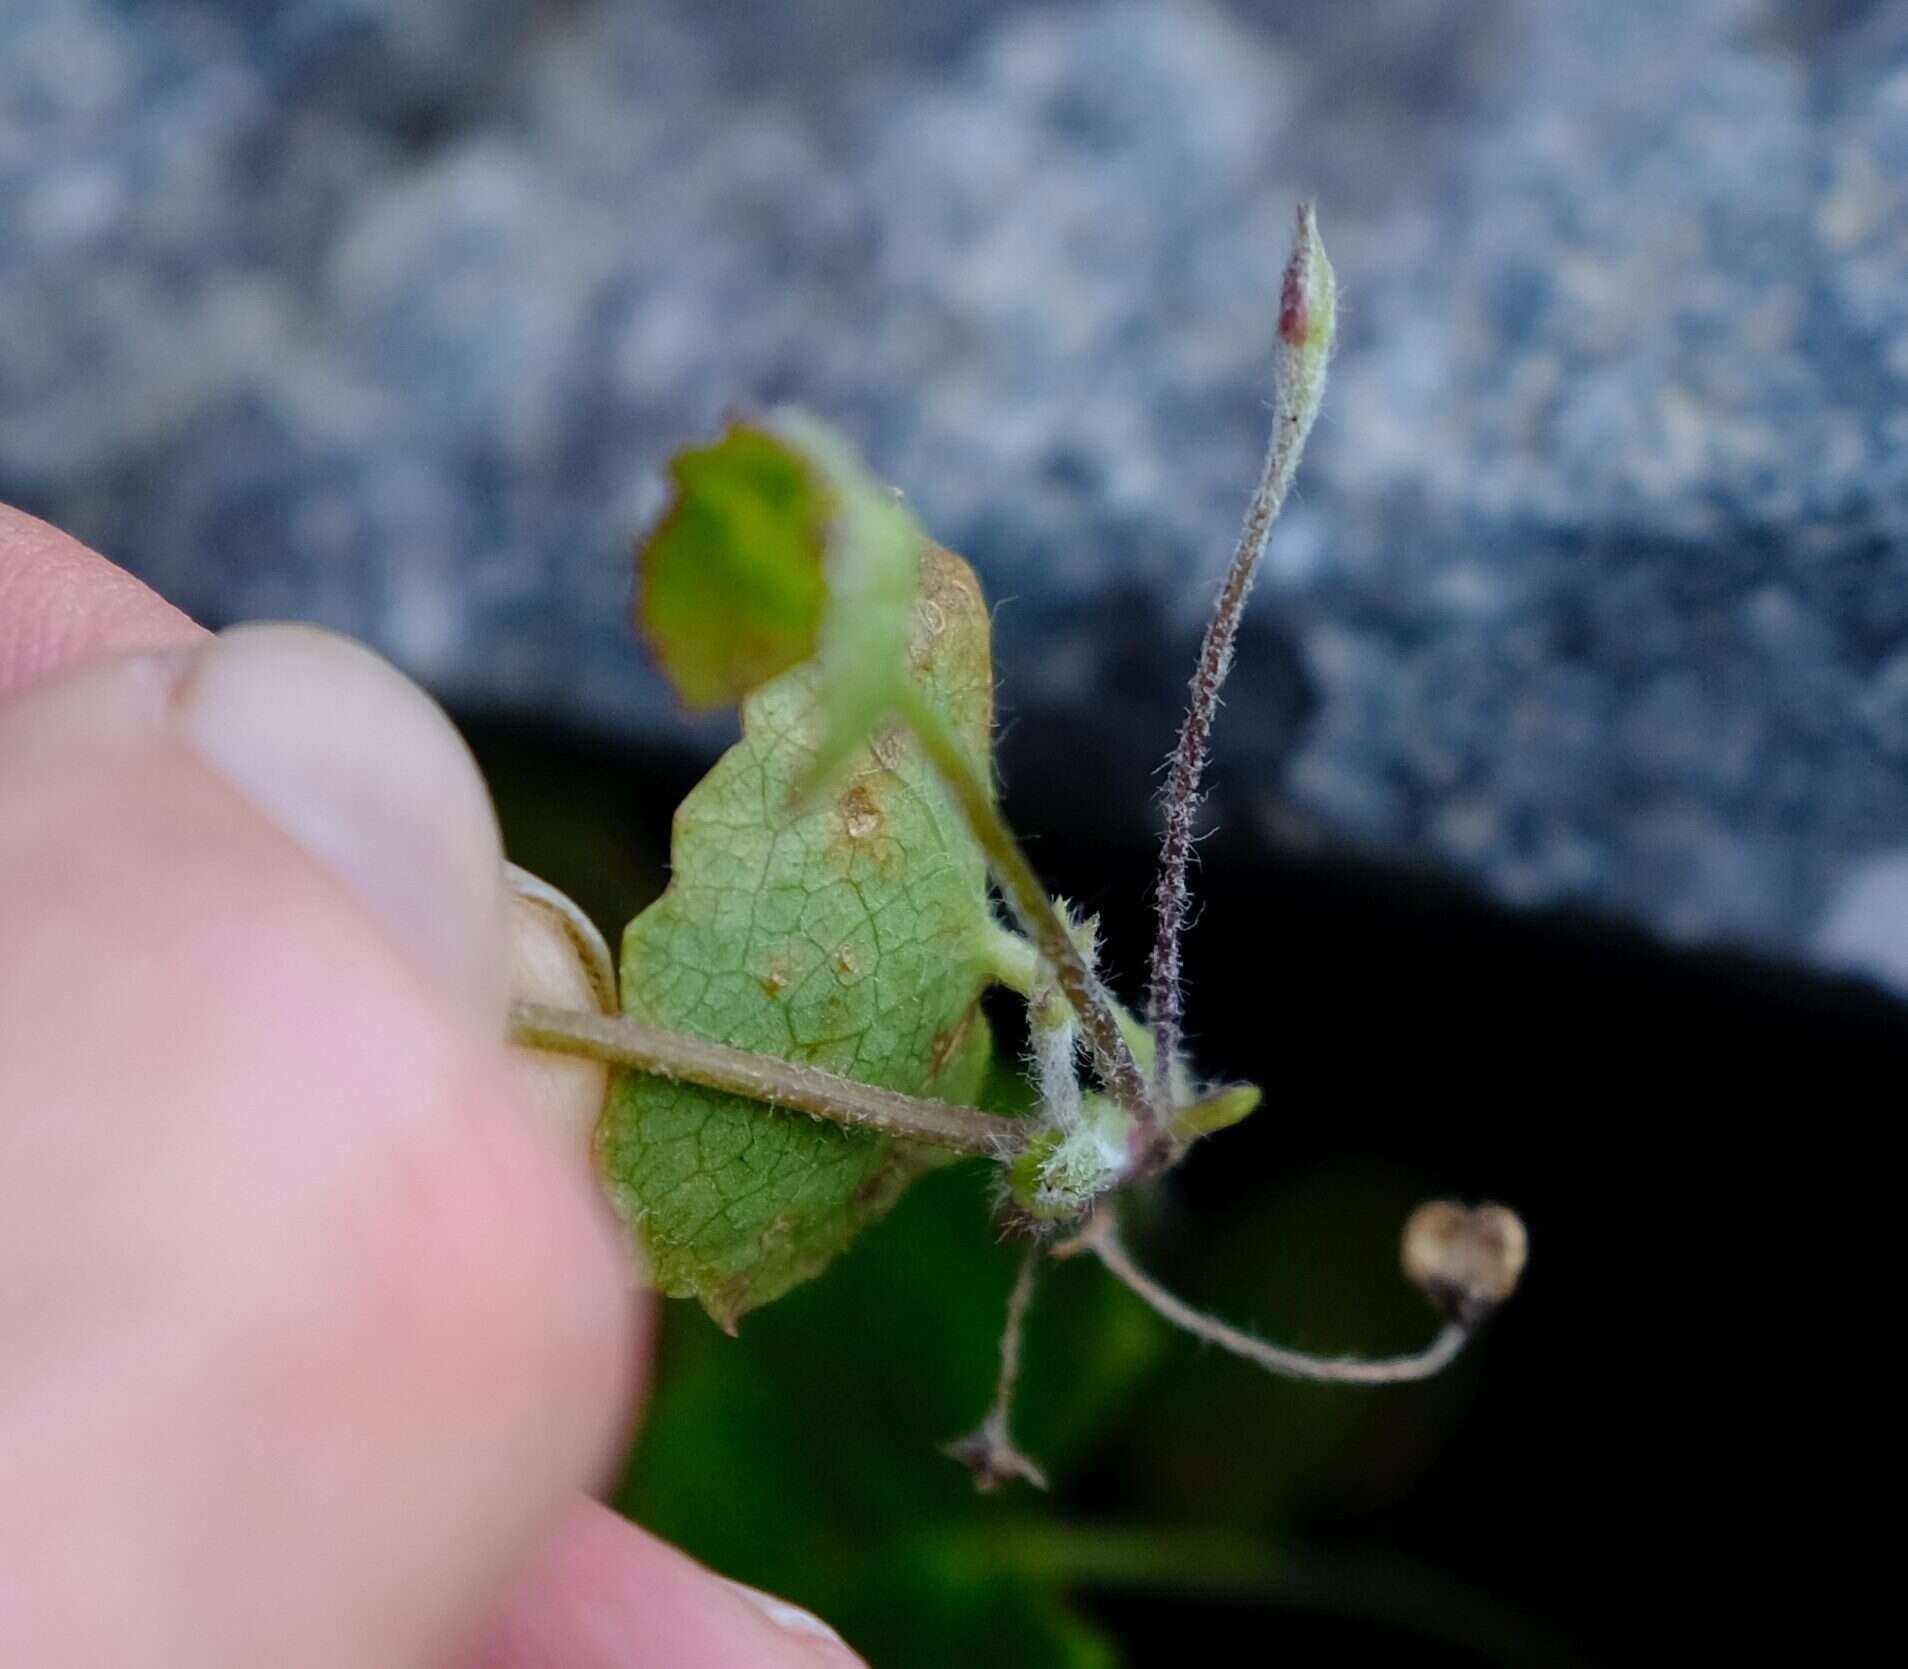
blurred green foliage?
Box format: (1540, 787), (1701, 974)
(620, 1159), (1161, 1668)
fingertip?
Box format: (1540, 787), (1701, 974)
(465, 1499), (866, 1669)
(0, 503), (202, 696)
(174, 623), (511, 1023)
(0, 604), (657, 1667)
(408, 1076), (648, 1491)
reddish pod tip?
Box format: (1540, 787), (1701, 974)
(1278, 202), (1322, 347)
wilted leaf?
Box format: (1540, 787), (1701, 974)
(599, 547), (1002, 1327)
(635, 415), (924, 794)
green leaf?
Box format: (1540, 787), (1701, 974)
(599, 546), (1002, 1328)
(635, 425), (829, 709)
(775, 412), (925, 797)
(634, 415), (925, 795)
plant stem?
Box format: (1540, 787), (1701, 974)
(943, 1247), (1048, 1492)
(986, 926), (1161, 1079)
(1070, 1212), (1472, 1385)
(896, 683), (1157, 1134)
(1147, 202), (1336, 1105)
(994, 1245), (1040, 1410)
(509, 1001), (1023, 1158)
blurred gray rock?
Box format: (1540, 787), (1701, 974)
(5, 0), (1908, 976)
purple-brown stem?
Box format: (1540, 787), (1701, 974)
(1145, 203), (1336, 1104)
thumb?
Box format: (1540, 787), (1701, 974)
(0, 625), (636, 1669)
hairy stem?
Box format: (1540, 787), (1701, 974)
(896, 683), (1156, 1133)
(509, 1001), (1023, 1158)
(944, 1248), (1048, 1491)
(987, 925), (1161, 1081)
(1147, 202), (1336, 1104)
(1071, 1214), (1471, 1385)
(992, 1247), (1040, 1415)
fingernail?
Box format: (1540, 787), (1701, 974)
(721, 1578), (855, 1652)
(506, 863), (618, 1162)
(173, 623), (508, 1019)
(508, 864), (617, 1010)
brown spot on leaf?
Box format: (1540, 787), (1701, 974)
(909, 544), (986, 678)
(929, 1001), (979, 1083)
(757, 951), (798, 999)
(839, 782), (883, 842)
(852, 1149), (907, 1206)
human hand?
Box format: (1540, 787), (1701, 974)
(0, 504), (863, 1667)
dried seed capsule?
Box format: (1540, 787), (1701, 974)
(1401, 1200), (1528, 1325)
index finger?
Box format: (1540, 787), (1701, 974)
(0, 503), (204, 698)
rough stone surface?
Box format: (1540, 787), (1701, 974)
(5, 0), (1908, 979)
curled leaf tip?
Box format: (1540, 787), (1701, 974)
(632, 415), (926, 799)
(634, 422), (829, 710)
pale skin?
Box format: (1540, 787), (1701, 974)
(0, 504), (864, 1668)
